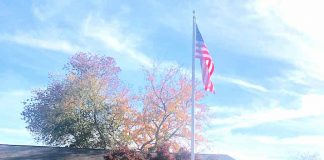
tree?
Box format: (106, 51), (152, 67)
(124, 66), (207, 151)
(22, 53), (129, 149)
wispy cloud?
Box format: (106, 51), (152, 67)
(248, 0), (324, 85)
(253, 135), (324, 146)
(82, 15), (153, 68)
(202, 132), (324, 160)
(0, 89), (35, 145)
(216, 75), (268, 92)
(0, 128), (36, 145)
(32, 0), (73, 21)
(0, 128), (29, 137)
(0, 90), (30, 97)
(208, 94), (324, 134)
(162, 64), (269, 93)
(1, 33), (80, 54)
(0, 15), (153, 70)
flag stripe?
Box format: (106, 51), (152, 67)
(195, 24), (215, 93)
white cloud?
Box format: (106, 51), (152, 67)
(0, 128), (29, 137)
(1, 33), (80, 54)
(208, 94), (324, 134)
(32, 0), (73, 21)
(202, 133), (324, 160)
(248, 0), (324, 85)
(0, 15), (153, 70)
(82, 15), (153, 68)
(0, 90), (30, 97)
(216, 75), (268, 92)
(252, 0), (324, 44)
(0, 90), (35, 145)
(254, 135), (324, 146)
(0, 128), (36, 145)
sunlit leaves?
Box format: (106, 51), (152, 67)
(22, 53), (208, 151)
(125, 65), (207, 151)
(22, 53), (128, 149)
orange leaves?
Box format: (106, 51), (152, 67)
(23, 53), (209, 150)
(124, 65), (208, 151)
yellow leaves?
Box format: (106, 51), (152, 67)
(123, 66), (208, 151)
(57, 59), (209, 150)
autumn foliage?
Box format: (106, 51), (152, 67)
(22, 53), (208, 152)
(22, 53), (129, 149)
(151, 144), (175, 160)
(124, 66), (207, 151)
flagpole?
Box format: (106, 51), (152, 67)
(191, 10), (196, 160)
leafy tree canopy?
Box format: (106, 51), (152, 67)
(22, 53), (129, 149)
(124, 66), (207, 151)
(22, 53), (208, 151)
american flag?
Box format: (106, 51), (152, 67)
(195, 24), (215, 93)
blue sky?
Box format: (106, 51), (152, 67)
(1, 0), (324, 159)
